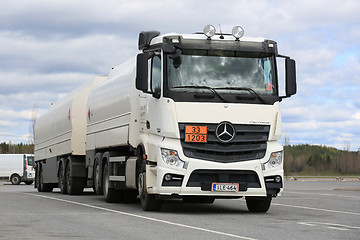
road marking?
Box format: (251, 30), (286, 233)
(298, 222), (360, 231)
(273, 203), (360, 216)
(327, 226), (348, 231)
(285, 191), (360, 200)
(25, 193), (258, 240)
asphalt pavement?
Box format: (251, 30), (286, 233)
(0, 180), (359, 240)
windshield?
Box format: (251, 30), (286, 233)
(167, 50), (277, 96)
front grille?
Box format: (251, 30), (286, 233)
(186, 170), (261, 191)
(179, 123), (269, 163)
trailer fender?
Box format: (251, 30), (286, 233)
(67, 156), (86, 178)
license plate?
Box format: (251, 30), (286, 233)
(211, 183), (239, 192)
(185, 125), (207, 143)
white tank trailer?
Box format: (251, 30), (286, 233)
(34, 25), (297, 212)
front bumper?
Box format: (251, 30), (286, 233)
(145, 136), (284, 197)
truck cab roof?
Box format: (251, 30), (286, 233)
(139, 29), (278, 54)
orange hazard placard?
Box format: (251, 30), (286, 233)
(185, 126), (207, 143)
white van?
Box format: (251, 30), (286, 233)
(0, 154), (35, 185)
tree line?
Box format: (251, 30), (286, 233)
(0, 142), (34, 154)
(1, 141), (359, 175)
(284, 144), (360, 175)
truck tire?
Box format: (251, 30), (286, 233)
(103, 161), (122, 203)
(246, 196), (272, 213)
(36, 164), (43, 192)
(65, 162), (84, 195)
(137, 162), (162, 211)
(10, 174), (21, 185)
(58, 162), (67, 194)
(40, 167), (53, 192)
(93, 158), (103, 195)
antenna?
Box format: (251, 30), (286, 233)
(219, 24), (224, 39)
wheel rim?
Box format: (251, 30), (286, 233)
(138, 172), (145, 198)
(103, 167), (108, 197)
(12, 176), (19, 184)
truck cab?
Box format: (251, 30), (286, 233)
(132, 25), (296, 211)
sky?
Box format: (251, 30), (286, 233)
(0, 0), (359, 151)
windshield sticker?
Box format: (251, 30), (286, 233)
(260, 58), (273, 91)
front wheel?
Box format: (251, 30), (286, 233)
(246, 196), (272, 213)
(138, 168), (162, 211)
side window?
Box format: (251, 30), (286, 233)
(151, 55), (161, 96)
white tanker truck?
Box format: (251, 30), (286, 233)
(34, 25), (296, 212)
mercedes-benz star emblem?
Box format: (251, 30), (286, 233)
(215, 122), (236, 143)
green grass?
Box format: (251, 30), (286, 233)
(286, 170), (359, 178)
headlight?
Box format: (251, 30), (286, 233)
(262, 151), (283, 170)
(161, 149), (188, 169)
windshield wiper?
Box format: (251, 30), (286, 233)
(214, 87), (265, 103)
(173, 86), (228, 102)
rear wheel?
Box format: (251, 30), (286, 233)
(65, 161), (84, 195)
(40, 167), (53, 192)
(36, 164), (42, 192)
(10, 174), (21, 185)
(246, 196), (272, 213)
(58, 162), (67, 194)
(103, 161), (122, 203)
(138, 162), (162, 211)
(93, 158), (103, 195)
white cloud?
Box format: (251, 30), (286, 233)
(0, 109), (32, 121)
(0, 0), (359, 150)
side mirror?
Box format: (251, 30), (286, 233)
(136, 53), (149, 91)
(285, 58), (297, 97)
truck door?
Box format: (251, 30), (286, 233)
(140, 53), (163, 136)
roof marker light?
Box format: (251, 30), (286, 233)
(232, 26), (244, 40)
(203, 25), (216, 39)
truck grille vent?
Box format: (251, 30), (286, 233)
(179, 123), (269, 163)
(186, 170), (261, 190)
